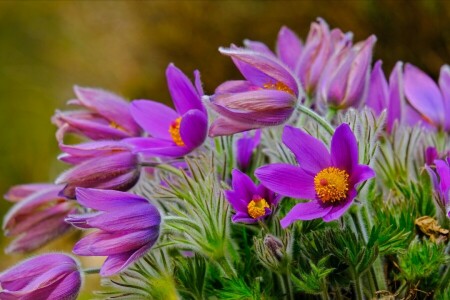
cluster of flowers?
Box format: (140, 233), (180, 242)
(1, 18), (449, 299)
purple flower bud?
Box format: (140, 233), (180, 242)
(0, 253), (82, 299)
(426, 159), (450, 218)
(56, 141), (140, 198)
(4, 183), (57, 202)
(52, 86), (141, 142)
(3, 184), (77, 253)
(66, 188), (161, 276)
(318, 35), (376, 109)
(236, 130), (261, 172)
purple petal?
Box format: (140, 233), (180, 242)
(75, 188), (148, 212)
(130, 100), (178, 139)
(243, 39), (275, 56)
(215, 80), (260, 94)
(386, 61), (404, 133)
(123, 137), (174, 151)
(4, 184), (58, 202)
(236, 130), (261, 171)
(350, 164), (376, 187)
(220, 46), (299, 95)
(179, 109), (208, 149)
(194, 70), (204, 96)
(367, 60), (388, 115)
(135, 145), (191, 158)
(282, 126), (330, 174)
(227, 169), (257, 205)
(100, 242), (155, 276)
(73, 86), (140, 135)
(209, 116), (262, 137)
(439, 65), (450, 130)
(280, 200), (332, 228)
(74, 229), (158, 256)
(404, 63), (445, 127)
(436, 160), (450, 197)
(276, 26), (303, 70)
(166, 63), (205, 115)
(255, 164), (315, 199)
(322, 193), (354, 222)
(330, 123), (358, 174)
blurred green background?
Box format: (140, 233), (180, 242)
(1, 0), (449, 297)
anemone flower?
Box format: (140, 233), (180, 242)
(52, 86), (141, 142)
(255, 124), (375, 226)
(3, 184), (77, 253)
(225, 169), (281, 223)
(66, 188), (161, 276)
(0, 253), (82, 300)
(125, 64), (207, 158)
(208, 45), (300, 137)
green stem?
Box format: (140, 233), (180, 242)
(83, 268), (101, 275)
(321, 279), (330, 300)
(284, 271), (294, 300)
(296, 104), (334, 136)
(216, 256), (237, 278)
(352, 269), (364, 300)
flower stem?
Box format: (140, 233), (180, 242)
(140, 163), (184, 177)
(296, 104), (334, 136)
(83, 268), (101, 275)
(351, 269), (364, 300)
(216, 256), (237, 278)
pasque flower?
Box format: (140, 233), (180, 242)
(317, 34), (376, 110)
(255, 124), (375, 226)
(125, 64), (208, 157)
(3, 184), (77, 253)
(56, 141), (140, 198)
(52, 86), (141, 142)
(403, 63), (450, 131)
(0, 253), (82, 299)
(66, 188), (161, 276)
(208, 45), (300, 137)
(225, 169), (281, 223)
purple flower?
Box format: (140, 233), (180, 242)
(52, 86), (141, 142)
(66, 188), (161, 276)
(366, 60), (405, 133)
(3, 184), (77, 253)
(236, 130), (261, 172)
(255, 124), (375, 226)
(317, 35), (376, 109)
(208, 45), (300, 137)
(56, 141), (140, 198)
(225, 169), (281, 223)
(125, 64), (207, 158)
(403, 63), (450, 131)
(295, 18), (352, 94)
(0, 253), (82, 299)
(4, 183), (58, 202)
(426, 159), (450, 217)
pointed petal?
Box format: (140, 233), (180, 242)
(166, 64), (205, 115)
(255, 164), (315, 199)
(74, 188), (148, 212)
(209, 116), (261, 137)
(350, 164), (375, 187)
(367, 60), (388, 115)
(280, 200), (331, 227)
(386, 61), (404, 133)
(276, 26), (303, 70)
(330, 123), (358, 174)
(130, 100), (178, 139)
(215, 80), (259, 94)
(282, 126), (330, 174)
(322, 194), (354, 222)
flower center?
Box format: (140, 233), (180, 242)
(168, 117), (185, 146)
(263, 81), (295, 95)
(314, 167), (349, 203)
(247, 195), (270, 219)
(110, 121), (125, 131)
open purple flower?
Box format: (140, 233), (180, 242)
(125, 64), (207, 158)
(255, 124), (375, 226)
(426, 159), (450, 218)
(66, 188), (161, 276)
(403, 63), (450, 131)
(3, 184), (77, 253)
(56, 141), (140, 198)
(52, 86), (141, 142)
(0, 253), (82, 299)
(225, 169), (281, 223)
(208, 45), (300, 137)
(236, 130), (261, 172)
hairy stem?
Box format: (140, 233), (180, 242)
(296, 104), (334, 136)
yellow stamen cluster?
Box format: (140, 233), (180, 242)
(247, 196), (270, 219)
(314, 167), (349, 203)
(263, 81), (295, 95)
(110, 121), (125, 131)
(168, 117), (185, 146)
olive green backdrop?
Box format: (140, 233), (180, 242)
(1, 0), (449, 297)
